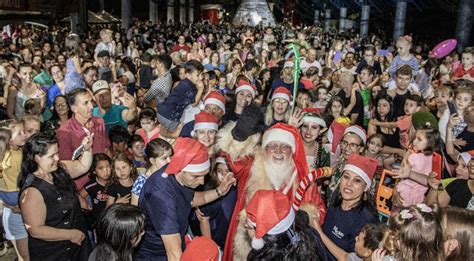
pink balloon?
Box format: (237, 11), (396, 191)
(431, 39), (457, 59)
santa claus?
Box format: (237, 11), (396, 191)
(221, 122), (330, 260)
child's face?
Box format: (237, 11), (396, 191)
(186, 70), (203, 84)
(131, 141), (145, 158)
(216, 163), (229, 182)
(436, 91), (451, 108)
(364, 50), (374, 63)
(404, 99), (419, 115)
(178, 68), (186, 80)
(140, 118), (157, 133)
(10, 124), (26, 148)
(153, 149), (172, 170)
(360, 69), (373, 83)
(395, 74), (411, 90)
(455, 92), (472, 111)
(367, 137), (383, 154)
(95, 160), (112, 181)
(113, 141), (128, 153)
(296, 93), (310, 109)
(396, 41), (410, 56)
(412, 130), (429, 152)
(218, 77), (227, 87)
(196, 129), (217, 148)
(461, 53), (473, 68)
(455, 158), (470, 180)
(331, 101), (343, 116)
(318, 89), (327, 101)
(354, 231), (372, 258)
(114, 160), (132, 180)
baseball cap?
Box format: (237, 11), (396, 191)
(92, 80), (110, 95)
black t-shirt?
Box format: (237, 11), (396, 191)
(337, 89), (364, 127)
(84, 178), (108, 228)
(445, 179), (473, 209)
(106, 182), (132, 199)
(139, 65), (153, 89)
(393, 91), (411, 118)
(456, 128), (474, 152)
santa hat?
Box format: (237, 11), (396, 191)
(302, 108), (326, 128)
(235, 80), (257, 98)
(163, 138), (210, 178)
(215, 152), (227, 166)
(327, 121), (349, 153)
(204, 91), (226, 113)
(261, 123), (310, 181)
(193, 111), (218, 133)
(343, 125), (367, 145)
(246, 190), (295, 250)
(342, 154), (377, 187)
(271, 87), (292, 103)
(181, 236), (219, 261)
(458, 150), (474, 165)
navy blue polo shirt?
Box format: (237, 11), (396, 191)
(135, 166), (195, 260)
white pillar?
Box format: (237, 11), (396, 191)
(100, 0), (105, 11)
(179, 0), (186, 24)
(455, 0), (474, 50)
(360, 5), (370, 38)
(188, 0), (194, 23)
(324, 9), (331, 32)
(393, 0), (407, 42)
(70, 12), (79, 33)
(314, 10), (319, 25)
(121, 0), (132, 30)
(339, 7), (347, 32)
(167, 0), (175, 24)
(150, 1), (159, 24)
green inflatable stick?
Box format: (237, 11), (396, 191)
(287, 43), (302, 107)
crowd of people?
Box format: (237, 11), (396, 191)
(0, 17), (473, 261)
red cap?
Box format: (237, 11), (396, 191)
(193, 111), (219, 132)
(342, 154), (377, 186)
(327, 121), (349, 153)
(235, 80), (257, 98)
(271, 87), (292, 102)
(181, 236), (219, 261)
(163, 138), (210, 177)
(204, 91), (226, 113)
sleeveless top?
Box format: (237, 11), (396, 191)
(21, 174), (91, 261)
(65, 58), (86, 94)
(376, 125), (401, 149)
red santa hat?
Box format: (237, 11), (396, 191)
(204, 91), (226, 113)
(302, 108), (326, 128)
(246, 190), (295, 250)
(235, 80), (257, 98)
(193, 111), (219, 133)
(343, 125), (367, 145)
(271, 87), (292, 103)
(342, 154), (377, 187)
(261, 123), (310, 181)
(327, 121), (349, 153)
(163, 138), (210, 178)
(181, 236), (219, 261)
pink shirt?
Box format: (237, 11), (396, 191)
(396, 152), (432, 207)
(136, 127), (160, 146)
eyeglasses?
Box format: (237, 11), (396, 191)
(340, 140), (361, 150)
(55, 103), (68, 108)
(265, 143), (292, 153)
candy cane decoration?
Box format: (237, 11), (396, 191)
(293, 167), (332, 210)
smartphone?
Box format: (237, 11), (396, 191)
(72, 144), (84, 160)
(447, 101), (457, 115)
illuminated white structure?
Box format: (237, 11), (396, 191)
(233, 0), (276, 27)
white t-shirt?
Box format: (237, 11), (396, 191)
(300, 59), (323, 76)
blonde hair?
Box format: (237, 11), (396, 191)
(111, 152), (137, 184)
(0, 129), (12, 166)
(264, 99), (291, 126)
(441, 206), (474, 261)
(383, 204), (444, 261)
(397, 35), (413, 48)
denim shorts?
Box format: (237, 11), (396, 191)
(2, 207), (28, 240)
(156, 112), (180, 132)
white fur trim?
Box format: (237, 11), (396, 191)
(205, 98), (225, 113)
(215, 157), (227, 165)
(182, 160), (211, 172)
(272, 93), (290, 102)
(458, 152), (471, 165)
(343, 164), (371, 187)
(344, 126), (366, 144)
(262, 128), (295, 152)
(194, 122), (218, 131)
(302, 116), (327, 128)
(236, 85), (256, 98)
(267, 208), (295, 235)
(251, 237), (265, 250)
(161, 173), (169, 178)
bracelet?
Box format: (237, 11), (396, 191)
(215, 188), (222, 197)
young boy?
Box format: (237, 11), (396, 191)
(108, 125), (131, 157)
(157, 60), (204, 138)
(217, 74), (231, 95)
(135, 107), (160, 146)
(355, 65), (376, 126)
(452, 47), (474, 82)
(439, 85), (473, 142)
(129, 135), (146, 172)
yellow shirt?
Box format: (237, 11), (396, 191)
(0, 150), (22, 192)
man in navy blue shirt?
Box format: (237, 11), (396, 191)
(135, 138), (235, 261)
(270, 61), (304, 96)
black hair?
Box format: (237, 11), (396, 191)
(184, 59), (204, 74)
(305, 67), (319, 77)
(247, 210), (323, 261)
(84, 65), (98, 75)
(361, 65), (375, 76)
(244, 59), (259, 72)
(412, 126), (439, 156)
(329, 186), (378, 217)
(145, 138), (173, 167)
(67, 88), (89, 107)
(95, 204), (145, 261)
(374, 94), (396, 122)
(128, 134), (144, 148)
(108, 126), (131, 145)
(19, 133), (76, 194)
(206, 70), (218, 80)
(138, 107), (156, 122)
(51, 95), (72, 120)
(89, 153), (112, 179)
(156, 54), (172, 70)
(141, 52), (152, 63)
(360, 223), (386, 251)
(406, 94), (423, 107)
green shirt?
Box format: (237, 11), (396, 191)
(92, 104), (128, 133)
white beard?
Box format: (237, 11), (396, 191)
(263, 156), (295, 190)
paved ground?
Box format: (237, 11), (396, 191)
(0, 245), (17, 261)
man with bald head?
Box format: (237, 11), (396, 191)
(300, 48), (322, 76)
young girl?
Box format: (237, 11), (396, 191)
(105, 153), (137, 207)
(325, 96), (351, 126)
(395, 126), (439, 207)
(440, 206), (474, 261)
(439, 85), (473, 143)
(364, 134), (395, 176)
(313, 86), (328, 112)
(90, 204), (145, 261)
(375, 204), (444, 261)
(131, 138), (172, 206)
(64, 34), (86, 93)
(80, 153), (112, 231)
(387, 35), (419, 79)
(195, 156), (237, 249)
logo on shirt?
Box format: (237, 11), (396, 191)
(331, 226), (345, 239)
